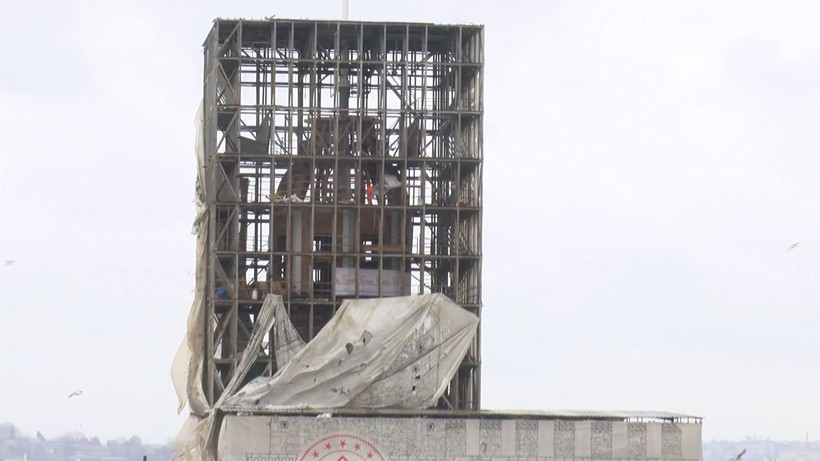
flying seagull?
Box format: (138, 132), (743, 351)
(3, 260), (15, 266)
(732, 448), (746, 461)
(67, 390), (83, 398)
(787, 242), (800, 251)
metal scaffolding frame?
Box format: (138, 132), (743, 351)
(200, 18), (484, 410)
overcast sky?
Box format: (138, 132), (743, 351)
(1, 0), (819, 445)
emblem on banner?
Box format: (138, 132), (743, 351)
(299, 434), (386, 461)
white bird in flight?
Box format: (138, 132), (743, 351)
(787, 242), (799, 251)
(67, 390), (83, 398)
(732, 448), (746, 461)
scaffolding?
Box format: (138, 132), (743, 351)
(200, 18), (484, 410)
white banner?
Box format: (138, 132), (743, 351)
(334, 268), (407, 296)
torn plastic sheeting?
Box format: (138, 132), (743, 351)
(172, 415), (206, 461)
(174, 295), (282, 461)
(223, 293), (478, 410)
(170, 100), (210, 416)
(190, 294), (282, 461)
(171, 337), (190, 413)
(271, 297), (306, 367)
(212, 294), (280, 408)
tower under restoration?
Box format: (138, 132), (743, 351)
(199, 18), (484, 410)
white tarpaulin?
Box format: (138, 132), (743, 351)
(171, 101), (210, 416)
(223, 293), (479, 410)
(271, 297), (306, 366)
